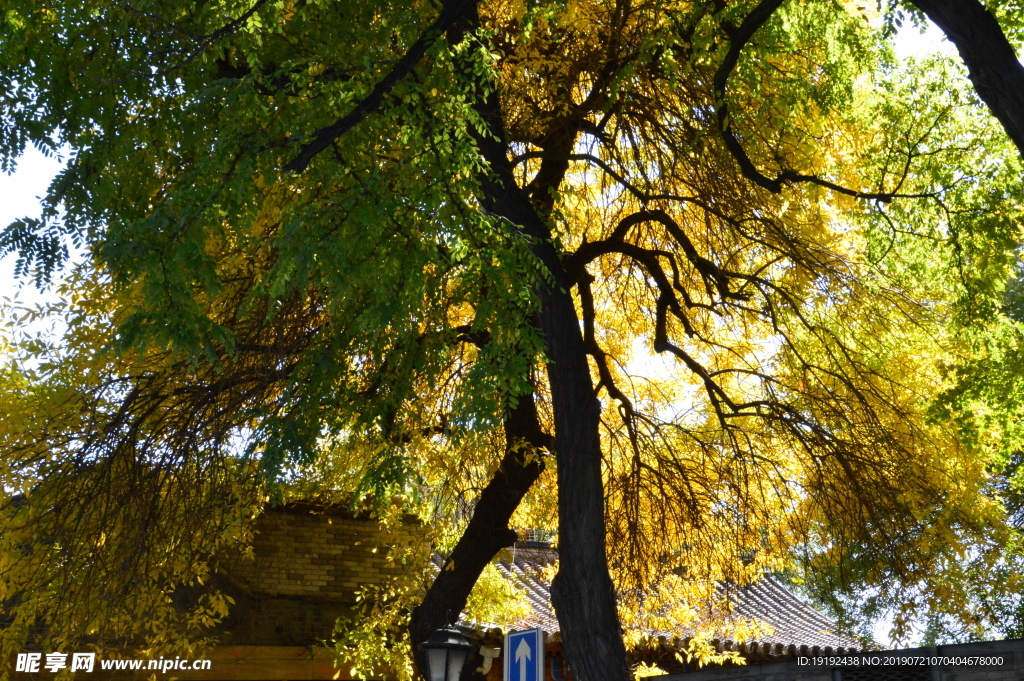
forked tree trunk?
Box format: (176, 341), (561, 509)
(442, 2), (632, 679)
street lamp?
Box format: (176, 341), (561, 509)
(417, 626), (474, 681)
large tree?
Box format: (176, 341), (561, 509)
(2, 0), (1024, 678)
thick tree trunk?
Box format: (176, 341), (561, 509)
(443, 3), (632, 679)
(409, 392), (549, 669)
(906, 0), (1024, 158)
(522, 207), (631, 681)
(484, 198), (629, 681)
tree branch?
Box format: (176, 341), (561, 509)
(283, 0), (472, 173)
(712, 0), (788, 193)
(133, 0), (271, 79)
(714, 0), (942, 201)
(566, 209), (747, 303)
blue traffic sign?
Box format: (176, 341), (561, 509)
(504, 628), (544, 681)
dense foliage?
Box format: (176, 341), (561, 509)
(3, 0), (1024, 677)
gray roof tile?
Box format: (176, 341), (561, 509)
(463, 543), (864, 652)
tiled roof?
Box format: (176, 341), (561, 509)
(493, 545), (561, 633)
(481, 542), (864, 652)
(714, 576), (862, 649)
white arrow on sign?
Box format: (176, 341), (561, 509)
(515, 637), (532, 681)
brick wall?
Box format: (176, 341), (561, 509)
(216, 506), (424, 646)
(226, 508), (421, 602)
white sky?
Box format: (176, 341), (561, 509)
(892, 20), (954, 60)
(0, 144), (67, 305)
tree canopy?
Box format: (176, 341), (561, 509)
(3, 0), (1024, 678)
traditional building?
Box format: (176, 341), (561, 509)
(52, 504), (869, 680)
(480, 541), (865, 678)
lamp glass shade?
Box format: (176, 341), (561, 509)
(444, 648), (469, 681)
(417, 626), (473, 681)
(424, 649), (449, 681)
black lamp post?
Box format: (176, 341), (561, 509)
(417, 626), (474, 681)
